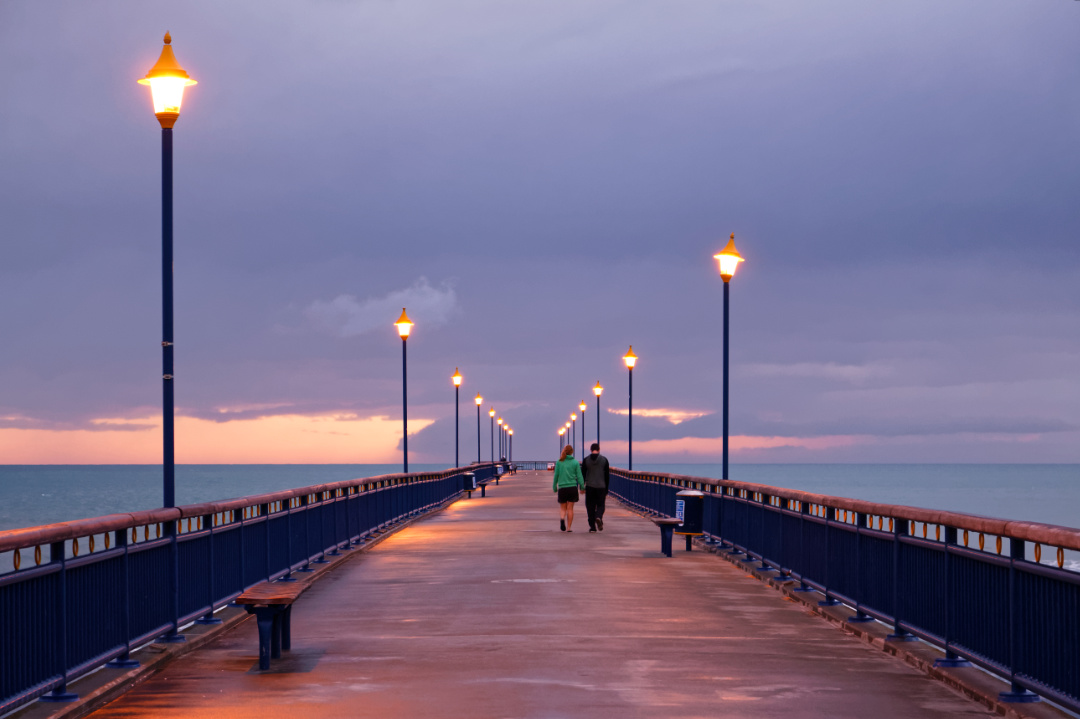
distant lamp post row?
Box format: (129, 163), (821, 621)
(714, 233), (744, 481)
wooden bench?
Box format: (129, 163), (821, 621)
(234, 575), (317, 670)
(651, 518), (684, 557)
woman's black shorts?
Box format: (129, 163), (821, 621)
(557, 487), (579, 503)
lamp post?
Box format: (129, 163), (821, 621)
(497, 416), (504, 459)
(395, 309), (414, 473)
(452, 369), (462, 467)
(508, 428), (513, 463)
(559, 427), (565, 451)
(139, 33), (197, 511)
(714, 233), (744, 481)
(136, 32), (198, 654)
(570, 413), (577, 455)
(475, 393), (483, 463)
(593, 382), (603, 447)
(623, 346), (637, 470)
(489, 408), (495, 462)
(579, 401), (586, 456)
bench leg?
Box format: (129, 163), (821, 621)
(660, 526), (673, 557)
(271, 611), (282, 660)
(282, 606), (292, 652)
(253, 608), (274, 670)
(481, 485), (487, 498)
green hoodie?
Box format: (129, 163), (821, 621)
(552, 456), (585, 492)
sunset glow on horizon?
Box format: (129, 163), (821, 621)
(0, 413), (435, 464)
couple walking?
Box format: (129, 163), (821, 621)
(552, 442), (610, 532)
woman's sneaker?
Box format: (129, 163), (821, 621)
(560, 519), (566, 531)
(597, 518), (604, 531)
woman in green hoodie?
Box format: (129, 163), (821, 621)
(552, 444), (585, 531)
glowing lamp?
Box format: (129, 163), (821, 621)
(508, 428), (513, 436)
(623, 346), (638, 369)
(593, 382), (603, 397)
(571, 413), (577, 421)
(497, 417), (503, 426)
(452, 368), (462, 386)
(139, 33), (197, 128)
(579, 401), (586, 412)
(489, 407), (495, 418)
(394, 308), (413, 338)
(475, 393), (483, 406)
(713, 233), (744, 281)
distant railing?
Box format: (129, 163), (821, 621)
(510, 461), (554, 471)
(610, 468), (1080, 713)
(0, 463), (501, 714)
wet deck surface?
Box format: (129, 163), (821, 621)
(88, 470), (996, 718)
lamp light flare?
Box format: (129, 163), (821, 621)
(579, 401), (586, 412)
(497, 417), (503, 426)
(394, 308), (414, 338)
(489, 408), (495, 418)
(475, 393), (483, 406)
(452, 368), (462, 386)
(623, 346), (638, 369)
(594, 382), (603, 397)
(714, 233), (744, 281)
(138, 33), (197, 127)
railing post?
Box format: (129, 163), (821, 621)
(40, 541), (77, 702)
(849, 513), (873, 622)
(106, 528), (139, 668)
(228, 508), (245, 608)
(999, 538), (1040, 703)
(934, 526), (969, 666)
(757, 494), (774, 571)
(159, 520), (185, 643)
(196, 514), (222, 623)
(887, 516), (916, 641)
(819, 507), (841, 606)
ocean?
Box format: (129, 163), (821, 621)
(1, 463), (1077, 533)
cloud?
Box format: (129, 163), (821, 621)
(305, 278), (458, 338)
(607, 408), (708, 425)
(740, 362), (891, 384)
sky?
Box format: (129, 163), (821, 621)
(1, 0), (1078, 466)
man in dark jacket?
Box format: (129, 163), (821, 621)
(581, 443), (610, 532)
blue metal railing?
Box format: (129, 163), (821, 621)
(0, 463), (501, 713)
(610, 468), (1080, 712)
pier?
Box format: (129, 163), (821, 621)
(3, 467), (1077, 718)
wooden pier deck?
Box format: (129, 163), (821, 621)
(51, 471), (1060, 718)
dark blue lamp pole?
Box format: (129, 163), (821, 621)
(497, 417), (503, 459)
(452, 369), (462, 467)
(139, 33), (196, 511)
(475, 394), (483, 463)
(571, 413), (576, 455)
(593, 382), (603, 447)
(623, 347), (637, 470)
(714, 233), (743, 480)
(395, 309), (414, 473)
(508, 429), (513, 463)
(489, 408), (495, 462)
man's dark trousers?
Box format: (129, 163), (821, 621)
(585, 486), (608, 530)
